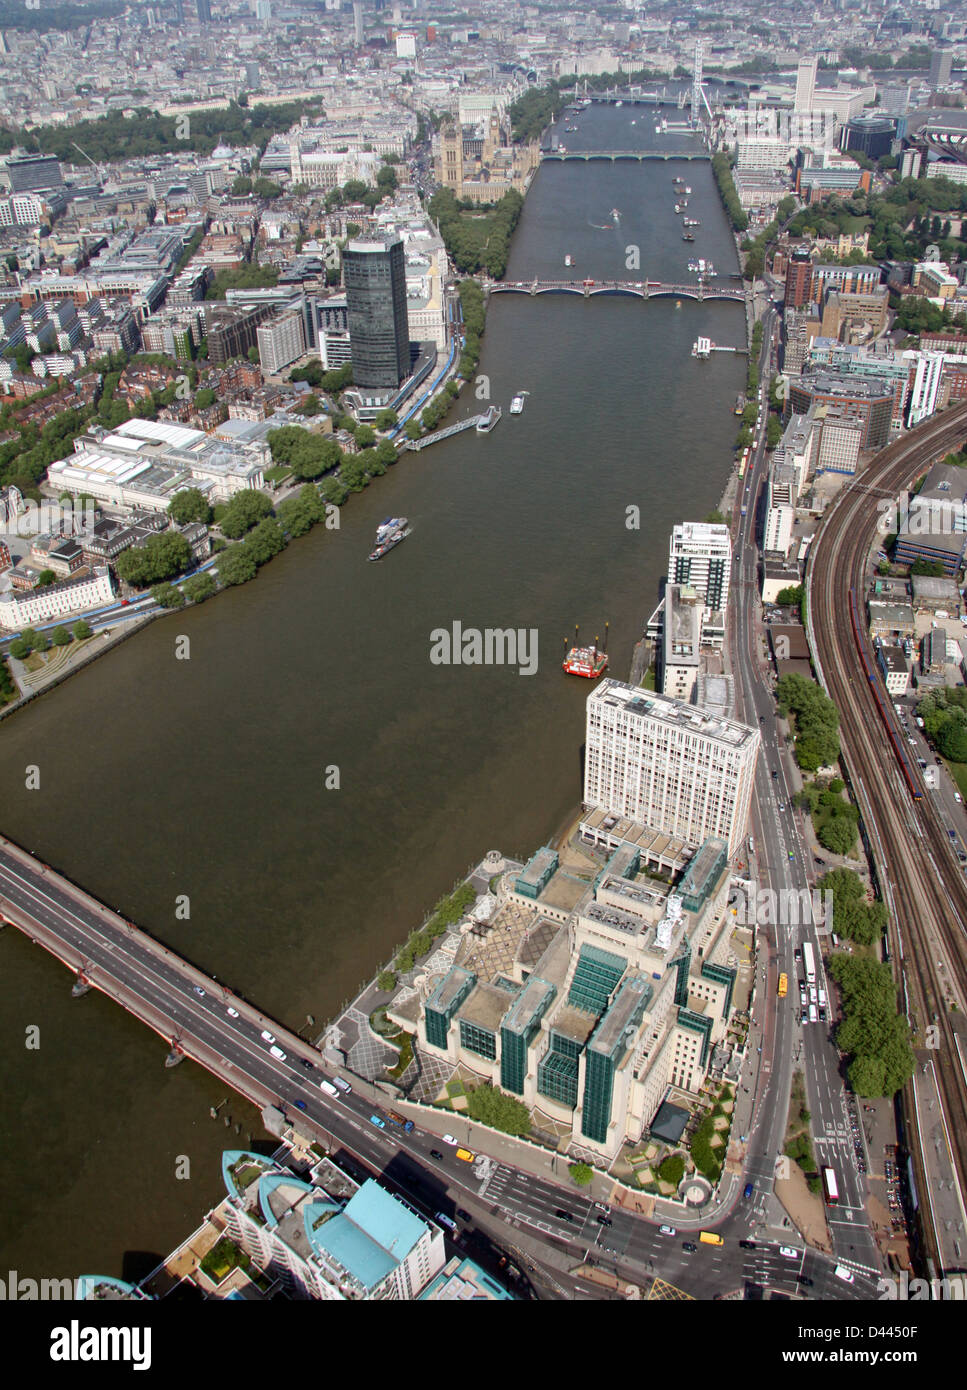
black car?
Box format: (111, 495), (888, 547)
(596, 1215), (613, 1227)
(797, 1275), (814, 1287)
(682, 1241), (697, 1253)
(430, 1149), (444, 1160)
(456, 1209), (471, 1222)
(299, 1058), (314, 1071)
(739, 1239), (756, 1250)
(555, 1209), (574, 1222)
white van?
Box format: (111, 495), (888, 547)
(269, 1045), (287, 1061)
(818, 988), (827, 1008)
(320, 1080), (339, 1098)
(834, 1265), (855, 1284)
(808, 1004), (818, 1024)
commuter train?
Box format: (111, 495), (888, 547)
(848, 587), (923, 802)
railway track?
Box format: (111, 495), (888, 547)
(807, 401), (967, 1274)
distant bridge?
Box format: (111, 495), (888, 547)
(568, 86), (688, 107)
(489, 279), (747, 303)
(541, 148), (708, 163)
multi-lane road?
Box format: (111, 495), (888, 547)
(728, 301), (880, 1274)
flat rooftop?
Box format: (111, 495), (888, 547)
(501, 975), (555, 1038)
(590, 973), (652, 1058)
(516, 846), (558, 892)
(427, 965), (475, 1015)
(580, 899), (647, 940)
(590, 679), (758, 749)
(536, 871), (591, 914)
(457, 981), (514, 1033)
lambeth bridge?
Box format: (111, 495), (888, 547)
(540, 148), (707, 163)
(489, 279), (747, 303)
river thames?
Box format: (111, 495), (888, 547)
(0, 104), (747, 1278)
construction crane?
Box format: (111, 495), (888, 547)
(71, 141), (103, 183)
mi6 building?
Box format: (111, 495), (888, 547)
(419, 837), (739, 1162)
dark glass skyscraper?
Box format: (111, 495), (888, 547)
(196, 0), (212, 22)
(343, 238), (410, 391)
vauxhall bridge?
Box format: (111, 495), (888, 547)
(488, 279), (747, 303)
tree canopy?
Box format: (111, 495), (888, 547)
(776, 672), (841, 772)
(465, 1083), (531, 1136)
(918, 688), (967, 763)
(168, 487), (212, 526)
(116, 531), (191, 588)
(829, 953), (914, 1097)
(219, 489), (274, 539)
(818, 868), (888, 945)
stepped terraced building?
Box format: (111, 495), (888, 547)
(416, 837), (738, 1162)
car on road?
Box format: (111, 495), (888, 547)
(456, 1209), (471, 1222)
(739, 1240), (756, 1250)
(779, 803), (785, 812)
(658, 1225), (677, 1236)
(260, 1030), (276, 1044)
(369, 1115), (386, 1129)
(744, 1182), (754, 1199)
(192, 985), (206, 997)
(682, 1241), (697, 1253)
(596, 1215), (613, 1226)
(333, 1076), (352, 1093)
(455, 1148), (475, 1162)
(779, 1246), (799, 1259)
(436, 1212), (457, 1232)
(320, 1080), (339, 1098)
(299, 1058), (314, 1071)
(430, 1149), (444, 1160)
(957, 793), (964, 804)
(269, 1045), (287, 1061)
(442, 1134), (457, 1146)
(226, 1006), (239, 1018)
(834, 1265), (855, 1284)
(949, 830), (958, 842)
(555, 1209), (574, 1222)
(798, 1275), (814, 1286)
(295, 1100), (307, 1110)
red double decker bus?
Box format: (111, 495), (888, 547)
(822, 1166), (839, 1205)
